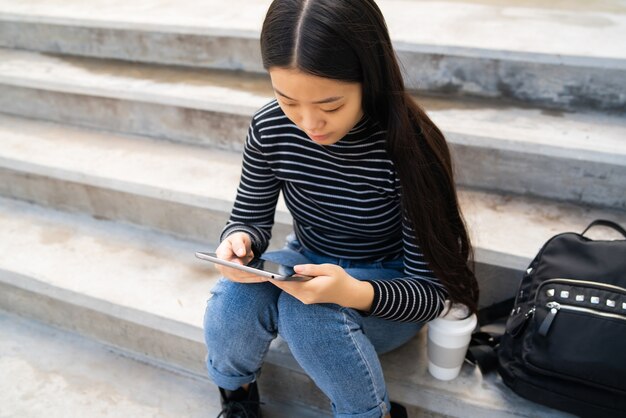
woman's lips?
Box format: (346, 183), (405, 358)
(309, 133), (329, 141)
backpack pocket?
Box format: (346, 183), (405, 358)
(522, 278), (626, 393)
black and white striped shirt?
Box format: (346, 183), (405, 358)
(221, 100), (447, 322)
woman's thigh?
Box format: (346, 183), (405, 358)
(360, 315), (422, 355)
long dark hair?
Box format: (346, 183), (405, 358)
(260, 0), (479, 313)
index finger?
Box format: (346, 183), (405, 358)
(229, 235), (249, 258)
(215, 239), (238, 262)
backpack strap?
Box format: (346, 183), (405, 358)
(466, 332), (501, 372)
(465, 298), (515, 373)
(581, 219), (626, 238)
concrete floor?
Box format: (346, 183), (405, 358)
(0, 311), (320, 418)
(0, 310), (223, 418)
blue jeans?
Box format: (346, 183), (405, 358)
(203, 236), (422, 418)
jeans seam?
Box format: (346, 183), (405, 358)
(247, 298), (279, 374)
(255, 328), (278, 373)
(342, 310), (384, 414)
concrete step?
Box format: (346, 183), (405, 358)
(0, 112), (292, 248)
(0, 48), (265, 150)
(1, 51), (625, 208)
(0, 310), (323, 418)
(1, 114), (626, 307)
(0, 196), (578, 418)
(1, 0), (625, 111)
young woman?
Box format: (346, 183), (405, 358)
(204, 1), (479, 417)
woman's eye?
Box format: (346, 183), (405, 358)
(322, 106), (342, 113)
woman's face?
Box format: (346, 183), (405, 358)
(268, 67), (364, 146)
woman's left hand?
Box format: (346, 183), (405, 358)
(269, 263), (374, 311)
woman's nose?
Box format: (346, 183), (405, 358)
(300, 110), (323, 132)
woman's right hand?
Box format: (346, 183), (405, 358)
(214, 232), (266, 283)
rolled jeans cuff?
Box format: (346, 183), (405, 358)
(205, 358), (257, 391)
(334, 394), (390, 418)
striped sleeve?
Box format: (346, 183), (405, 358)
(220, 116), (281, 256)
(363, 215), (448, 323)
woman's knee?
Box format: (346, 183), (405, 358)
(204, 279), (281, 343)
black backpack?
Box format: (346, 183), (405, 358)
(495, 220), (626, 417)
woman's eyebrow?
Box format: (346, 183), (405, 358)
(274, 88), (343, 104)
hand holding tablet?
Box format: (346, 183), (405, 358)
(195, 252), (314, 282)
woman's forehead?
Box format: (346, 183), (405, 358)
(269, 67), (360, 102)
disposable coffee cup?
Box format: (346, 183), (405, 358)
(427, 301), (477, 380)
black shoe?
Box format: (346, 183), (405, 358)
(390, 401), (408, 418)
(217, 381), (262, 418)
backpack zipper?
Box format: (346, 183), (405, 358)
(539, 301), (626, 336)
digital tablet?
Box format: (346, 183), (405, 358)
(195, 252), (314, 281)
